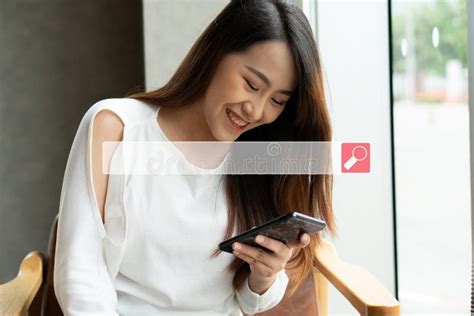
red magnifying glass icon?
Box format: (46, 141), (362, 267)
(341, 143), (371, 173)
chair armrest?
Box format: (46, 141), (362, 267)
(0, 251), (45, 316)
(313, 239), (400, 316)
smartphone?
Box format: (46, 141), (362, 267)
(218, 211), (326, 254)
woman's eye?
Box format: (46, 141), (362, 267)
(244, 79), (259, 91)
(272, 99), (285, 106)
(244, 78), (285, 106)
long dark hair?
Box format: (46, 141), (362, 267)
(127, 0), (337, 297)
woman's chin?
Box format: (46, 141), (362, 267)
(216, 133), (237, 142)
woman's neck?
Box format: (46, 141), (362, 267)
(158, 101), (216, 142)
(158, 104), (231, 166)
(157, 102), (231, 167)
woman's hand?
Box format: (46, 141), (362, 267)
(232, 232), (311, 294)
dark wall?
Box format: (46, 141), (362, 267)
(0, 0), (144, 281)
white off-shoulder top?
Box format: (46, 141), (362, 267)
(53, 98), (289, 316)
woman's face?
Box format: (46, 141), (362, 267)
(201, 40), (298, 141)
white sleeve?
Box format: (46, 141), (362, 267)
(236, 269), (289, 314)
(54, 102), (121, 315)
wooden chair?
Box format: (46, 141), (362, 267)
(0, 216), (400, 316)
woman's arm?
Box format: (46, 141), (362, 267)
(236, 269), (289, 314)
(91, 110), (124, 225)
(234, 233), (310, 313)
(54, 104), (124, 315)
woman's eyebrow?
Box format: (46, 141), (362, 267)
(244, 65), (293, 96)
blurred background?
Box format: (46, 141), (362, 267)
(0, 0), (472, 314)
(391, 1), (470, 314)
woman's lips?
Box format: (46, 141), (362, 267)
(226, 108), (249, 131)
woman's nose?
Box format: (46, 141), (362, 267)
(242, 101), (264, 123)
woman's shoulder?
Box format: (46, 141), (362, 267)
(84, 97), (157, 127)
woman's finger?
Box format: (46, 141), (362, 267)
(233, 242), (282, 270)
(254, 235), (290, 259)
(287, 233), (311, 249)
(233, 250), (275, 277)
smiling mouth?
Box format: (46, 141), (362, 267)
(226, 108), (249, 128)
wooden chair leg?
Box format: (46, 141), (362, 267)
(313, 266), (329, 316)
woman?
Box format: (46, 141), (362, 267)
(54, 0), (336, 315)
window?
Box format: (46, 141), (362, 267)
(391, 0), (470, 313)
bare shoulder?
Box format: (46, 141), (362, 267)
(92, 109), (124, 139)
(91, 109), (124, 224)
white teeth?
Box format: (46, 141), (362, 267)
(227, 109), (248, 127)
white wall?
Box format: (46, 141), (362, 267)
(143, 0), (228, 90)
